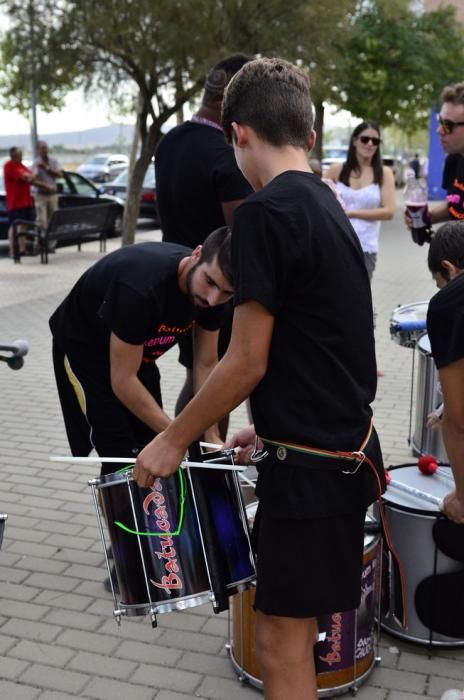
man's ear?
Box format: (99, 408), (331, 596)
(307, 129), (317, 153)
(441, 259), (459, 280)
(232, 122), (248, 147)
(192, 244), (202, 261)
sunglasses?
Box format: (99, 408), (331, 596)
(358, 135), (381, 146)
(437, 114), (464, 135)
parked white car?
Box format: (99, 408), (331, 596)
(77, 153), (129, 183)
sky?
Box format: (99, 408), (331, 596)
(0, 90), (136, 136)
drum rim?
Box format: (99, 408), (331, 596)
(390, 300), (429, 320)
(95, 467), (134, 488)
(118, 590), (211, 615)
(416, 332), (431, 354)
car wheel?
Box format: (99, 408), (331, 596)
(109, 211), (123, 238)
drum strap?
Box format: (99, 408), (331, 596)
(259, 420), (409, 629)
(260, 420), (374, 472)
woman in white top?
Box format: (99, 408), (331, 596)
(326, 120), (396, 282)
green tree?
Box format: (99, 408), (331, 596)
(331, 4), (464, 132)
(61, 0), (357, 243)
(0, 0), (357, 241)
(0, 0), (81, 150)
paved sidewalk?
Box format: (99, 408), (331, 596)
(0, 212), (463, 700)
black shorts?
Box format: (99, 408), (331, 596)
(252, 503), (367, 618)
(52, 341), (161, 475)
(8, 207), (35, 225)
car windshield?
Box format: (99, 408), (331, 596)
(110, 167), (155, 188)
(112, 170), (129, 186)
(86, 156), (109, 165)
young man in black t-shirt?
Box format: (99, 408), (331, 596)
(50, 227), (233, 476)
(430, 83), (464, 225)
(427, 221), (464, 524)
(155, 55), (252, 428)
(134, 58), (384, 699)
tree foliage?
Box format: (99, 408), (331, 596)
(6, 0), (453, 239)
(35, 0), (355, 243)
(331, 4), (464, 132)
(0, 0), (81, 114)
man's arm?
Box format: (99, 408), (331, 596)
(47, 160), (63, 178)
(133, 301), (274, 485)
(429, 201), (450, 225)
(191, 325), (222, 444)
(109, 332), (171, 433)
(439, 357), (464, 523)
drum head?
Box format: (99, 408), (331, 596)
(391, 301), (429, 326)
(384, 464), (451, 514)
(390, 301), (429, 348)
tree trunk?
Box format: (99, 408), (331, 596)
(121, 120), (161, 246)
(128, 91), (143, 179)
(313, 100), (324, 161)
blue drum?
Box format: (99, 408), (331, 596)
(90, 457), (256, 625)
(390, 301), (428, 348)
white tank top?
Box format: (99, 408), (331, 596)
(335, 182), (381, 254)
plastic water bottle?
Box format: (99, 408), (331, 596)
(404, 170), (431, 246)
(440, 690), (464, 700)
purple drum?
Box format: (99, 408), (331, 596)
(90, 461), (255, 625)
(229, 512), (381, 696)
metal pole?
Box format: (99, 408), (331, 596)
(28, 0), (38, 157)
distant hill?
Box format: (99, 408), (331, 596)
(0, 124), (135, 150)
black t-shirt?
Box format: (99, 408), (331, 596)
(232, 171), (380, 517)
(442, 154), (464, 220)
(233, 171), (376, 449)
(155, 121), (251, 247)
(428, 272), (464, 369)
(49, 242), (225, 373)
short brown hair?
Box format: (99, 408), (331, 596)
(428, 221), (464, 280)
(222, 57), (313, 149)
(441, 82), (464, 106)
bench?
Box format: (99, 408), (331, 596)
(12, 202), (117, 264)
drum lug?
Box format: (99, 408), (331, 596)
(113, 608), (124, 626)
(150, 608), (158, 628)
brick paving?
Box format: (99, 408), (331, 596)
(0, 209), (462, 699)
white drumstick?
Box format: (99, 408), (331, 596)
(437, 467), (455, 484)
(239, 472), (257, 489)
(50, 455), (245, 471)
(388, 478), (442, 507)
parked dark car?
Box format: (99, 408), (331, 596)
(77, 153), (129, 183)
(100, 165), (159, 223)
(0, 170), (124, 241)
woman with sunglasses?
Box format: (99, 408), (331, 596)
(326, 120), (396, 281)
